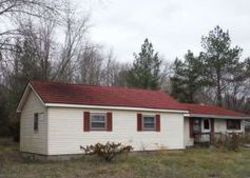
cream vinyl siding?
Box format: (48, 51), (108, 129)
(214, 119), (244, 133)
(20, 91), (47, 154)
(47, 108), (185, 155)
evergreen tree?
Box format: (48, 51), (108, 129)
(127, 39), (162, 90)
(201, 26), (242, 106)
(245, 58), (250, 77)
(170, 50), (205, 103)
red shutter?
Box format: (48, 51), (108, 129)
(156, 114), (160, 132)
(137, 113), (142, 131)
(84, 112), (90, 132)
(107, 112), (112, 131)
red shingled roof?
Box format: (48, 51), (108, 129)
(182, 103), (247, 118)
(30, 81), (187, 111)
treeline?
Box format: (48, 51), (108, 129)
(0, 0), (249, 139)
(171, 26), (250, 111)
(0, 0), (130, 138)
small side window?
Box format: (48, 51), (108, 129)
(34, 113), (39, 132)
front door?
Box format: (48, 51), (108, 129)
(190, 118), (214, 143)
(192, 118), (201, 135)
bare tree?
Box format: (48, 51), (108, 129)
(101, 51), (130, 87)
(101, 49), (119, 86)
(52, 2), (89, 81)
(0, 0), (60, 49)
(0, 0), (101, 139)
(16, 17), (56, 80)
(0, 0), (58, 17)
(160, 61), (173, 93)
(76, 44), (104, 84)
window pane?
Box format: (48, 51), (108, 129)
(194, 120), (199, 124)
(144, 123), (155, 128)
(144, 117), (155, 123)
(91, 122), (105, 128)
(90, 114), (106, 129)
(143, 116), (155, 129)
(228, 120), (240, 130)
(204, 119), (210, 130)
(34, 113), (38, 131)
(92, 115), (105, 122)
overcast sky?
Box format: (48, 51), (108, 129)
(77, 0), (250, 63)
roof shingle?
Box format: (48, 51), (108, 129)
(182, 103), (247, 117)
(30, 81), (187, 111)
(29, 81), (248, 118)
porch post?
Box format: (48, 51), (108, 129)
(189, 117), (194, 138)
(210, 118), (215, 144)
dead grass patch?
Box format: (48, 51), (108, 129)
(0, 138), (250, 178)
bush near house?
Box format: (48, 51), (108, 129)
(1, 138), (250, 178)
(241, 133), (250, 145)
(214, 132), (250, 151)
(80, 142), (133, 162)
(245, 121), (250, 133)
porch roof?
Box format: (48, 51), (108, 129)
(182, 103), (250, 119)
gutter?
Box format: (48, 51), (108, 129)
(186, 113), (250, 120)
(45, 103), (189, 114)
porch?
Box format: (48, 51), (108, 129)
(183, 103), (249, 147)
(188, 117), (242, 145)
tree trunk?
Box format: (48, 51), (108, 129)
(216, 70), (222, 106)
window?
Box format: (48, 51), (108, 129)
(143, 116), (156, 131)
(90, 114), (106, 130)
(34, 113), (39, 132)
(204, 119), (210, 130)
(227, 120), (241, 130)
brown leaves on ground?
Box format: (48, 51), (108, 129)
(1, 138), (250, 178)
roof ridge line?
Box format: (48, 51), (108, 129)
(30, 80), (166, 93)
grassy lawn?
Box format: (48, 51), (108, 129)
(0, 139), (250, 178)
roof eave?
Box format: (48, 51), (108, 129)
(45, 103), (189, 114)
(16, 83), (45, 113)
(187, 114), (250, 120)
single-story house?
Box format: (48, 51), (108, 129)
(17, 81), (250, 158)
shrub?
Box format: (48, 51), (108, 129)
(213, 134), (226, 150)
(80, 142), (133, 162)
(214, 133), (240, 151)
(240, 133), (250, 145)
(228, 133), (240, 151)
